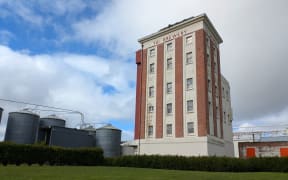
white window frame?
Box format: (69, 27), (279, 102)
(148, 105), (154, 113)
(186, 78), (193, 90)
(149, 63), (155, 74)
(186, 36), (193, 45)
(166, 82), (172, 94)
(186, 52), (193, 64)
(187, 100), (193, 112)
(187, 122), (194, 134)
(148, 125), (153, 136)
(166, 124), (172, 136)
(149, 86), (154, 97)
(167, 103), (172, 115)
(167, 58), (172, 70)
(150, 48), (155, 57)
(167, 42), (173, 52)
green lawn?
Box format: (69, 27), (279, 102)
(0, 166), (287, 180)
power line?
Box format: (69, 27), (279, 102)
(0, 98), (84, 124)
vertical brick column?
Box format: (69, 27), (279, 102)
(210, 40), (218, 137)
(156, 43), (164, 138)
(134, 49), (142, 139)
(196, 29), (209, 136)
(217, 48), (224, 138)
(134, 48), (147, 140)
(175, 37), (184, 138)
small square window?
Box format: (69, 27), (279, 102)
(167, 103), (172, 115)
(186, 36), (193, 44)
(149, 63), (155, 73)
(167, 58), (172, 70)
(166, 124), (172, 135)
(167, 82), (172, 94)
(187, 100), (193, 112)
(148, 125), (153, 136)
(208, 79), (211, 91)
(208, 101), (212, 113)
(148, 105), (154, 113)
(186, 78), (193, 90)
(186, 52), (193, 64)
(187, 122), (194, 134)
(149, 86), (154, 97)
(150, 49), (155, 57)
(167, 43), (173, 51)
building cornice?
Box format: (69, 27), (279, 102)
(138, 13), (223, 44)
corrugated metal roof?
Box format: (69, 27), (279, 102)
(260, 136), (288, 142)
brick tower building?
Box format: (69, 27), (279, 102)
(134, 14), (234, 156)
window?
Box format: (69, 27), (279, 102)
(208, 101), (212, 113)
(186, 78), (193, 90)
(208, 79), (211, 91)
(206, 37), (210, 47)
(167, 58), (172, 70)
(166, 124), (172, 135)
(223, 112), (226, 123)
(186, 36), (193, 44)
(150, 48), (155, 57)
(187, 100), (193, 112)
(148, 105), (154, 113)
(167, 43), (173, 51)
(148, 125), (153, 136)
(167, 103), (172, 115)
(167, 82), (172, 94)
(216, 106), (219, 119)
(187, 122), (194, 134)
(186, 52), (193, 64)
(149, 63), (155, 73)
(149, 86), (154, 97)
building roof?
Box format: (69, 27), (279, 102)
(97, 123), (121, 131)
(138, 13), (223, 44)
(260, 136), (288, 142)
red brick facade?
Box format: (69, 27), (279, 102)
(210, 39), (218, 137)
(134, 49), (142, 139)
(217, 48), (224, 138)
(134, 48), (147, 140)
(175, 37), (184, 138)
(196, 29), (209, 136)
(156, 43), (164, 138)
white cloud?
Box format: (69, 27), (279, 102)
(1, 0), (288, 140)
(0, 45), (135, 140)
(72, 0), (288, 126)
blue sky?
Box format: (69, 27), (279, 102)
(1, 0), (288, 140)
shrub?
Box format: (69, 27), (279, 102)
(105, 155), (288, 172)
(0, 142), (103, 166)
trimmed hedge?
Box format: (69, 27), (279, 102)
(105, 155), (288, 172)
(0, 142), (103, 166)
(1, 142), (288, 172)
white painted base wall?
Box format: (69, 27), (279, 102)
(134, 136), (234, 157)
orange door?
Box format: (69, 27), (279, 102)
(280, 148), (288, 157)
(246, 147), (256, 158)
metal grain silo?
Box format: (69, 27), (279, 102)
(37, 114), (66, 143)
(4, 110), (40, 144)
(0, 107), (3, 123)
(39, 114), (66, 128)
(95, 124), (121, 157)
